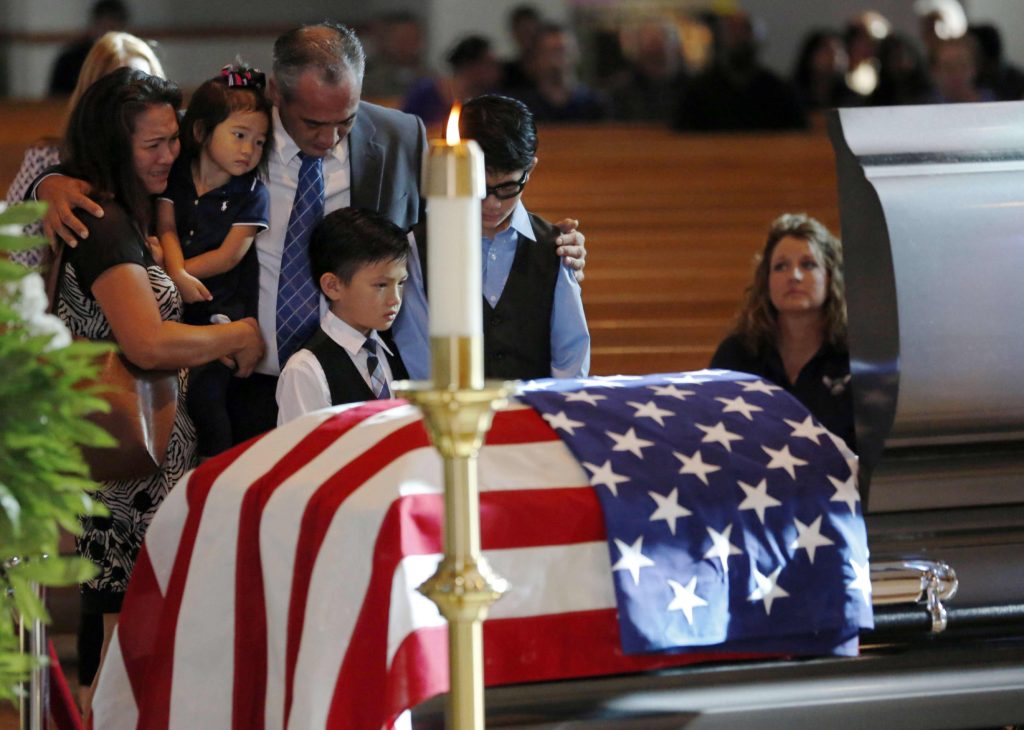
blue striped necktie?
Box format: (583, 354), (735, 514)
(363, 338), (391, 399)
(276, 153), (325, 367)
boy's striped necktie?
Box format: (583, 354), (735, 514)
(363, 338), (391, 399)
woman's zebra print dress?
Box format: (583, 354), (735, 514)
(57, 216), (196, 609)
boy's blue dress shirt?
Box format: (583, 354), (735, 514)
(481, 201), (590, 378)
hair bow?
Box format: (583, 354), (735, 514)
(219, 64), (266, 90)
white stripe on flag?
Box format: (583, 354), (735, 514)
(91, 626), (139, 730)
(479, 440), (589, 490)
(386, 542), (616, 666)
(170, 412), (336, 730)
(264, 405), (426, 730)
(287, 449), (442, 729)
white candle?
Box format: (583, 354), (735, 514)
(423, 108), (485, 338)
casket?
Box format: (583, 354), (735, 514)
(414, 103), (1024, 727)
(92, 103), (1024, 729)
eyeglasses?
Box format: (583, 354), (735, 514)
(485, 169), (529, 200)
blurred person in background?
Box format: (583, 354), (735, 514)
(969, 24), (1024, 101)
(7, 31), (164, 268)
(869, 33), (933, 106)
(928, 35), (994, 104)
(502, 4), (544, 92)
(608, 18), (689, 122)
(791, 29), (859, 111)
(49, 0), (130, 96)
(362, 11), (427, 100)
(674, 11), (805, 131)
(403, 35), (503, 128)
(509, 23), (608, 123)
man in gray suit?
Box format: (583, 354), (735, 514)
(38, 22), (587, 442)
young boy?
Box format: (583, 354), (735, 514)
(457, 93), (591, 380)
(276, 207), (410, 424)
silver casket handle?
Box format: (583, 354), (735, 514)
(870, 560), (958, 633)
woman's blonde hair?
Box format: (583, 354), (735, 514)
(734, 212), (847, 353)
(65, 32), (165, 123)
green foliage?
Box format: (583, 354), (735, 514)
(0, 203), (108, 702)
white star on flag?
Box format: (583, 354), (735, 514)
(790, 515), (835, 563)
(829, 474), (860, 514)
(673, 449), (721, 485)
(762, 444), (809, 479)
(741, 379), (782, 396)
(648, 488), (692, 535)
(611, 536), (656, 586)
(583, 460), (630, 496)
(607, 427), (655, 458)
(647, 384), (696, 401)
(696, 421), (744, 452)
(737, 479), (782, 523)
(704, 524), (744, 573)
(543, 410), (585, 435)
(848, 558), (872, 607)
(627, 400), (675, 427)
(666, 576), (708, 624)
(564, 390), (606, 406)
(715, 395), (764, 421)
(785, 415), (830, 445)
(748, 565), (790, 615)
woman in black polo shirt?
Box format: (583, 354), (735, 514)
(711, 213), (854, 449)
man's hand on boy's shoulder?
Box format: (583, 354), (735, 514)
(553, 218), (587, 283)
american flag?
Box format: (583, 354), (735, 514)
(518, 371), (872, 658)
(91, 372), (870, 730)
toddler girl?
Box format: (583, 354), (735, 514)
(157, 64), (272, 457)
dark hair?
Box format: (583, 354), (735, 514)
(969, 23), (1002, 63)
(509, 5), (541, 26)
(64, 66), (182, 231)
(734, 213), (846, 353)
(792, 29), (843, 89)
(447, 35), (492, 72)
(91, 0), (128, 24)
(310, 207), (411, 287)
(181, 65), (274, 178)
(459, 94), (537, 172)
(273, 22), (366, 98)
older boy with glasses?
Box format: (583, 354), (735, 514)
(457, 93), (590, 379)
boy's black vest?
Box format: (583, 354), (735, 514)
(302, 328), (409, 406)
(482, 213), (561, 380)
(413, 212), (562, 380)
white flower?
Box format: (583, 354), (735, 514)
(28, 313), (72, 351)
(10, 272), (49, 320)
(2, 272), (72, 351)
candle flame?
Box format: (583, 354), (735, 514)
(445, 104), (462, 145)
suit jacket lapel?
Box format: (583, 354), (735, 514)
(349, 105), (383, 211)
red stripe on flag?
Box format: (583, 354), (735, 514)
(232, 402), (401, 730)
(117, 543), (161, 705)
(326, 482), (604, 728)
(135, 438), (257, 730)
(282, 420), (432, 725)
(483, 406), (559, 445)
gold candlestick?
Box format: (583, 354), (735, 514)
(394, 106), (508, 730)
(397, 370), (508, 730)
